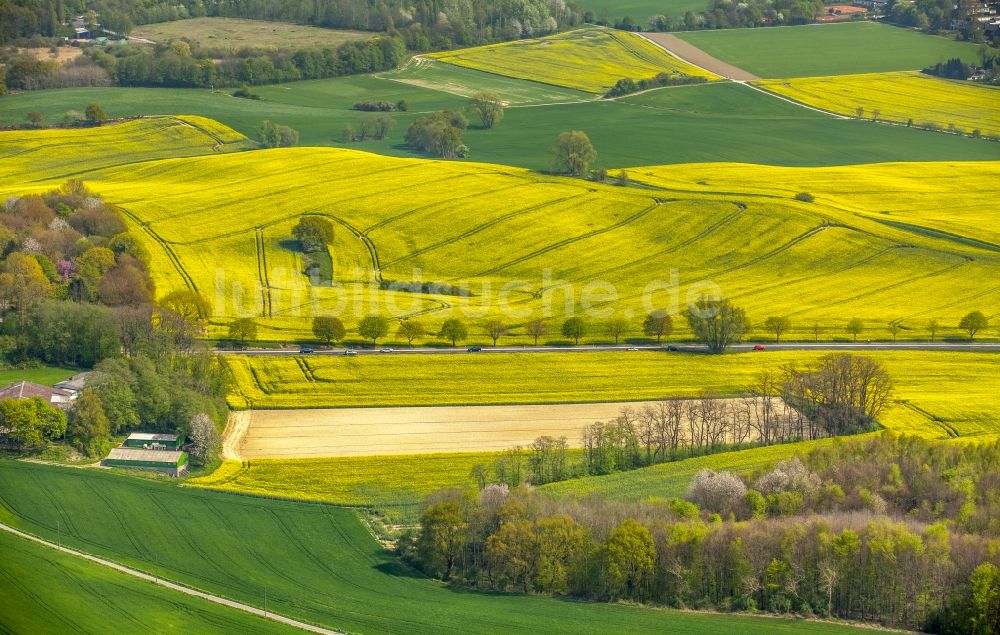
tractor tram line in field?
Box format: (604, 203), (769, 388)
(0, 523), (345, 635)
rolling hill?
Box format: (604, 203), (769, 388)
(1, 119), (997, 342)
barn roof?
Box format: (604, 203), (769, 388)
(0, 381), (75, 404)
(127, 432), (179, 443)
(105, 447), (184, 464)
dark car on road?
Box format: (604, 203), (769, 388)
(467, 346), (483, 352)
(299, 347), (314, 354)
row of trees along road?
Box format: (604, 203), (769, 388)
(226, 301), (992, 350)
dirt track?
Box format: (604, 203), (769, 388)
(641, 33), (760, 81)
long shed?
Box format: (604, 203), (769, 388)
(102, 448), (188, 476)
(124, 432), (184, 450)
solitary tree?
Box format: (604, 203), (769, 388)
(605, 317), (629, 344)
(258, 120), (299, 148)
(484, 319), (507, 346)
(812, 323), (822, 341)
(764, 316), (791, 343)
(685, 297), (748, 354)
(525, 318), (548, 346)
(469, 91), (505, 129)
(550, 131), (597, 176)
(959, 310), (989, 341)
(439, 318), (468, 346)
(398, 320), (425, 345)
(84, 102), (107, 123)
(26, 111), (43, 126)
(358, 315), (389, 345)
(312, 316), (346, 345)
(293, 216), (335, 253)
(160, 289), (209, 328)
(888, 320), (902, 342)
(188, 413), (220, 467)
(561, 316), (588, 345)
(927, 318), (940, 342)
(69, 391), (109, 457)
(846, 318), (865, 342)
(643, 310), (672, 344)
(228, 318), (257, 348)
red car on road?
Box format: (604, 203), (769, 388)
(753, 344), (766, 351)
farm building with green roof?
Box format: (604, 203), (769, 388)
(123, 432), (184, 450)
(102, 448), (188, 476)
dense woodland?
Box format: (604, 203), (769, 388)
(0, 0), (585, 47)
(0, 182), (225, 459)
(405, 434), (1000, 633)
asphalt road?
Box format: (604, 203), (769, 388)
(218, 342), (1000, 356)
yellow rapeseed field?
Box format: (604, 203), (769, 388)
(0, 115), (250, 187)
(428, 27), (717, 93)
(756, 71), (1000, 137)
(1, 120), (998, 342)
(226, 350), (1000, 440)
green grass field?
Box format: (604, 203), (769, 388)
(132, 17), (369, 50)
(2, 119), (997, 341)
(0, 460), (886, 634)
(2, 78), (997, 171)
(676, 22), (987, 78)
(0, 530), (301, 634)
(226, 350), (1000, 439)
(581, 0), (707, 20)
(539, 437), (844, 501)
(0, 366), (76, 387)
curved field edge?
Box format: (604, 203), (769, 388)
(2, 120), (998, 343)
(754, 72), (1000, 137)
(427, 27), (718, 93)
(0, 460), (881, 635)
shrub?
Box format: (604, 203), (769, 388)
(353, 100), (396, 112)
(686, 468), (747, 515)
(232, 86), (260, 100)
(794, 192), (814, 202)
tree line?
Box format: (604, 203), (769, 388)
(468, 353), (889, 488)
(0, 0), (585, 50)
(255, 296), (991, 350)
(88, 35), (407, 88)
(0, 181), (226, 461)
(403, 433), (1000, 633)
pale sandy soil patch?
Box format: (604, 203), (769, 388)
(238, 399), (790, 458)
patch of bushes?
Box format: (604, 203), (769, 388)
(380, 280), (473, 297)
(232, 86), (261, 100)
(404, 111), (468, 158)
(351, 100), (408, 112)
(922, 58), (973, 81)
(605, 72), (707, 98)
